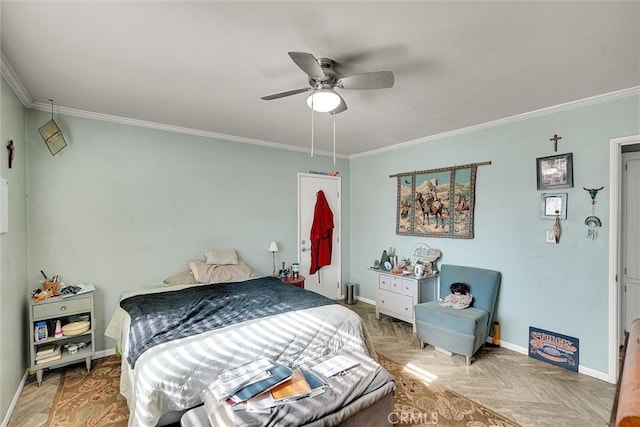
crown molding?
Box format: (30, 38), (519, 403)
(0, 52), (32, 107)
(29, 100), (348, 159)
(350, 86), (640, 159)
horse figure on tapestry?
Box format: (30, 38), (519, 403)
(415, 188), (445, 228)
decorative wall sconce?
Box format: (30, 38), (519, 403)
(38, 99), (67, 156)
(584, 187), (604, 240)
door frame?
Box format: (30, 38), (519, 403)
(608, 134), (640, 383)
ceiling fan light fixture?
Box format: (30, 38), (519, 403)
(306, 89), (341, 113)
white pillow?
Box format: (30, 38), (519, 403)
(189, 259), (253, 283)
(204, 248), (239, 265)
(162, 270), (198, 286)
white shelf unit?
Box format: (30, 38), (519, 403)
(28, 292), (96, 385)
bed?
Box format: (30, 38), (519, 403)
(105, 275), (376, 427)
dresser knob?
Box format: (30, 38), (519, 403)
(60, 306), (67, 312)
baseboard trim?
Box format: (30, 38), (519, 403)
(356, 296), (376, 305)
(1, 370), (28, 427)
(494, 340), (609, 382)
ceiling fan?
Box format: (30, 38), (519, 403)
(261, 51), (394, 114)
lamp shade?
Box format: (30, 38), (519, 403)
(306, 89), (341, 113)
(268, 242), (279, 252)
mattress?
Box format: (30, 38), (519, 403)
(105, 279), (376, 427)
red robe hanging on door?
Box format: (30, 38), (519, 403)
(310, 190), (334, 275)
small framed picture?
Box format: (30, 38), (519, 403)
(540, 193), (567, 219)
(536, 153), (573, 190)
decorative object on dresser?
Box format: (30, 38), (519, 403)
(409, 243), (441, 277)
(29, 291), (96, 386)
(391, 161), (491, 239)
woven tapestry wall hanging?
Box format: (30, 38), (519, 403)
(392, 161), (489, 239)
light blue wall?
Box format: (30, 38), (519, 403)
(0, 76), (28, 421)
(25, 110), (350, 350)
(4, 85), (637, 402)
(349, 94), (640, 374)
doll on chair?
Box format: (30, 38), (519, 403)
(439, 282), (473, 309)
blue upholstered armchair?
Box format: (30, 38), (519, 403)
(414, 264), (501, 365)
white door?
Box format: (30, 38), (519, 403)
(298, 173), (341, 299)
(622, 151), (640, 331)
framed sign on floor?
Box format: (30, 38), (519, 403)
(528, 326), (579, 372)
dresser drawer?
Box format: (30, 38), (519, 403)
(389, 277), (403, 294)
(377, 289), (413, 321)
(401, 279), (416, 297)
(32, 296), (92, 320)
(379, 275), (391, 291)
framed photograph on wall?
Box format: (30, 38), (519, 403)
(536, 153), (573, 190)
(540, 192), (567, 219)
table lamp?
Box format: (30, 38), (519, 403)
(268, 241), (279, 276)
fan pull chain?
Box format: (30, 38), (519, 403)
(333, 114), (336, 166)
(310, 91), (315, 157)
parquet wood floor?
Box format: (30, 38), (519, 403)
(345, 300), (616, 427)
(7, 300), (616, 426)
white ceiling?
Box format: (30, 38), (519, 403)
(1, 1), (638, 156)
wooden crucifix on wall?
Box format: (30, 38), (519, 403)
(550, 134), (562, 152)
(6, 140), (14, 169)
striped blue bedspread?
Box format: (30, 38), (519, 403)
(120, 276), (335, 368)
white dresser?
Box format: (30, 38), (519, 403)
(373, 269), (438, 333)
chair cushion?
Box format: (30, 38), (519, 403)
(414, 301), (489, 336)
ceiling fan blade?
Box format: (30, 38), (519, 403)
(337, 71), (394, 90)
(261, 87), (311, 101)
(288, 51), (325, 80)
